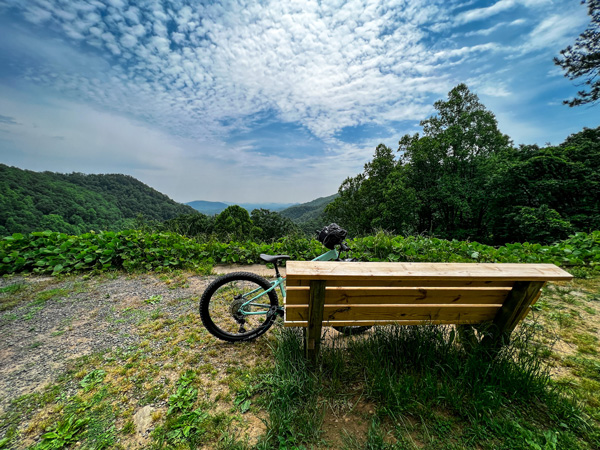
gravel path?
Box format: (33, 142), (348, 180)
(0, 272), (215, 416)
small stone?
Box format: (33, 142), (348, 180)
(133, 405), (154, 435)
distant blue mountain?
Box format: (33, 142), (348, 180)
(186, 200), (298, 215)
(186, 200), (230, 215)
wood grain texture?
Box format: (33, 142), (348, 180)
(286, 261), (573, 282)
(286, 278), (516, 287)
(305, 280), (326, 362)
(285, 286), (511, 305)
(285, 304), (499, 323)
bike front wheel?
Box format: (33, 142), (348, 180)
(199, 272), (279, 342)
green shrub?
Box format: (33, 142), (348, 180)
(1, 230), (599, 276)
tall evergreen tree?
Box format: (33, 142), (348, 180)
(554, 0), (600, 106)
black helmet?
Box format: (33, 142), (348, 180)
(317, 223), (347, 250)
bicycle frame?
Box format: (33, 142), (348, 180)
(238, 247), (342, 316)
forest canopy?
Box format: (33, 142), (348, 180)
(0, 167), (196, 236)
(325, 84), (600, 244)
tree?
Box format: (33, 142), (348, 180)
(325, 144), (407, 236)
(213, 205), (253, 240)
(250, 209), (300, 242)
(554, 0), (600, 106)
(485, 127), (600, 242)
(400, 84), (511, 239)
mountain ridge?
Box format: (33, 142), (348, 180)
(0, 164), (196, 236)
(186, 200), (297, 215)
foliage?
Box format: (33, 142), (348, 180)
(554, 0), (600, 106)
(2, 229), (599, 277)
(326, 84), (599, 244)
(0, 165), (196, 236)
(250, 208), (301, 241)
(213, 205), (253, 240)
(31, 414), (88, 450)
(161, 213), (214, 237)
(486, 132), (600, 243)
(161, 206), (301, 242)
(0, 230), (214, 275)
(326, 84), (512, 241)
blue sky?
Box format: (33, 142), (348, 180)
(0, 0), (597, 204)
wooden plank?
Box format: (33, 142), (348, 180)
(286, 286), (511, 305)
(286, 278), (515, 287)
(284, 318), (491, 327)
(285, 304), (499, 323)
(286, 261), (573, 282)
(514, 288), (545, 324)
(485, 281), (545, 347)
(305, 280), (326, 362)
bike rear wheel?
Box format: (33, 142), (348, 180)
(199, 272), (279, 342)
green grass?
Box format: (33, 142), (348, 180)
(0, 282), (27, 311)
(256, 326), (600, 449)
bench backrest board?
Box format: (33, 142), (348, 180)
(284, 261), (573, 327)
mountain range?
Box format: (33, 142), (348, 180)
(186, 200), (298, 215)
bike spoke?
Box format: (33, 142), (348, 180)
(207, 279), (272, 335)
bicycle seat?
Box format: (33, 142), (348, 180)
(260, 254), (291, 264)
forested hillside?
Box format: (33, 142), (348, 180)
(279, 193), (339, 234)
(326, 84), (600, 245)
(0, 166), (196, 236)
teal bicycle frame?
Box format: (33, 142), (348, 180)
(238, 248), (341, 317)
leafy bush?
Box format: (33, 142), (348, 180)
(0, 230), (213, 275)
(1, 229), (599, 276)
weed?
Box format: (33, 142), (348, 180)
(31, 414), (88, 450)
(0, 283), (27, 312)
(145, 294), (163, 305)
(35, 288), (69, 303)
(122, 420), (135, 434)
(80, 369), (106, 392)
(1, 312), (17, 321)
(167, 371), (198, 415)
(572, 333), (599, 355)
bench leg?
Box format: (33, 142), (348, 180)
(305, 280), (326, 363)
(484, 281), (545, 350)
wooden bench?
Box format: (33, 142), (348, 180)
(284, 261), (573, 360)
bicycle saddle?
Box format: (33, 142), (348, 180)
(260, 254), (291, 263)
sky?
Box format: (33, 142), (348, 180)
(0, 0), (597, 204)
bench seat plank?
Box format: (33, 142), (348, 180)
(287, 279), (516, 287)
(286, 261), (573, 282)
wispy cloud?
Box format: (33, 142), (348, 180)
(0, 114), (18, 125)
(454, 0), (549, 25)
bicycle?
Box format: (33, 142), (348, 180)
(199, 224), (371, 342)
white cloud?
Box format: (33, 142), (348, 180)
(455, 0), (518, 24)
(462, 18), (526, 36)
(520, 13), (588, 53)
(3, 0), (458, 144)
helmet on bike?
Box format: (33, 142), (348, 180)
(317, 223), (348, 250)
